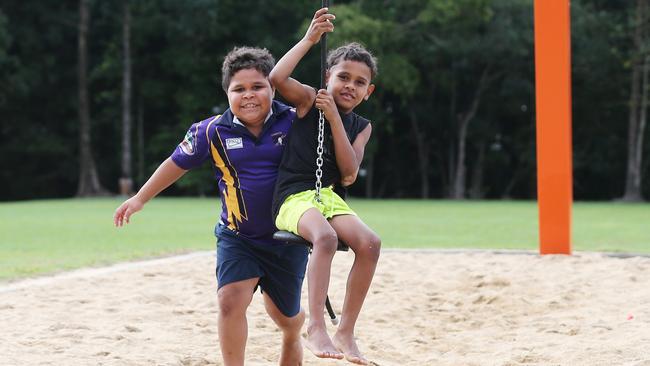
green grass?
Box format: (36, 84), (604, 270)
(1, 198), (648, 280)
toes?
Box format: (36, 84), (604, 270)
(345, 354), (369, 365)
(328, 351), (344, 359)
(313, 350), (343, 359)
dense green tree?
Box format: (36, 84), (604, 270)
(0, 0), (647, 201)
(571, 0), (636, 200)
(1, 1), (80, 200)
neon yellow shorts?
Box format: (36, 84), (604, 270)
(275, 186), (356, 235)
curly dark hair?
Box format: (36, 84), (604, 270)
(327, 42), (378, 79)
(221, 46), (275, 91)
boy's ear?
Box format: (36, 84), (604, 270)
(364, 84), (376, 101)
(266, 77), (275, 98)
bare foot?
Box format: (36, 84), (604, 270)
(279, 338), (303, 366)
(304, 327), (344, 360)
(333, 332), (369, 365)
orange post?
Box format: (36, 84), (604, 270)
(534, 0), (573, 255)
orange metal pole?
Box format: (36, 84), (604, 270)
(534, 0), (573, 255)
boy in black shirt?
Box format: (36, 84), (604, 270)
(270, 7), (381, 365)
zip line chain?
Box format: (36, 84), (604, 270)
(315, 109), (326, 203)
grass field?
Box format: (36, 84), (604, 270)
(0, 198), (648, 280)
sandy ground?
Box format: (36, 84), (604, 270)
(1, 249), (649, 366)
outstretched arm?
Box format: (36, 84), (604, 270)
(269, 7), (335, 118)
(113, 158), (187, 227)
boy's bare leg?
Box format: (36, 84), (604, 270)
(217, 278), (258, 366)
(329, 215), (381, 365)
(262, 293), (305, 365)
(297, 208), (344, 360)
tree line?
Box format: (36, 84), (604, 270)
(0, 0), (648, 201)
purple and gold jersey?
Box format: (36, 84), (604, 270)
(171, 101), (295, 246)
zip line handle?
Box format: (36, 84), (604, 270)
(320, 0), (329, 90)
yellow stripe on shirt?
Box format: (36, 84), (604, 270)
(207, 117), (247, 230)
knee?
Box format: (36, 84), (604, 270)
(312, 230), (339, 255)
(218, 288), (250, 318)
(273, 308), (305, 333)
(356, 234), (381, 263)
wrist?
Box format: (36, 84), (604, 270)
(327, 115), (342, 125)
(301, 37), (317, 47)
(133, 192), (149, 205)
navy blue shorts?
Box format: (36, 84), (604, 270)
(215, 224), (309, 317)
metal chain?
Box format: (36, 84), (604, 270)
(315, 109), (325, 203)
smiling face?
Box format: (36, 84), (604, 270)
(326, 60), (375, 114)
(226, 68), (274, 127)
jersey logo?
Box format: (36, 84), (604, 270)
(225, 137), (243, 150)
(179, 130), (196, 155)
(272, 132), (286, 146)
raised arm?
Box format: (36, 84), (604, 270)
(113, 157), (187, 227)
(269, 7), (335, 117)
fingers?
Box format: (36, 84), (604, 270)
(315, 12), (335, 24)
(315, 90), (337, 119)
(113, 203), (132, 227)
(114, 205), (126, 227)
(316, 88), (329, 96)
(123, 207), (132, 225)
(315, 89), (331, 108)
(313, 7), (331, 20)
(311, 22), (334, 39)
(113, 208), (123, 227)
(310, 8), (335, 37)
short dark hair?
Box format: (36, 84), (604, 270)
(327, 42), (378, 79)
(221, 46), (275, 91)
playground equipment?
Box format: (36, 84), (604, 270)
(534, 0), (573, 255)
(274, 1), (575, 328)
(273, 0), (350, 325)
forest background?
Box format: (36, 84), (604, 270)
(1, 0), (648, 202)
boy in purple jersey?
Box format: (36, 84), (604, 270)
(114, 47), (307, 366)
(270, 8), (381, 365)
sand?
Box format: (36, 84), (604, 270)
(1, 249), (649, 366)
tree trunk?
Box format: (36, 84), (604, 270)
(450, 66), (491, 199)
(469, 140), (486, 199)
(409, 109), (430, 198)
(119, 0), (134, 196)
(451, 115), (469, 199)
(76, 0), (107, 197)
(447, 68), (457, 197)
(636, 54), (649, 191)
(137, 97), (145, 188)
(622, 0), (648, 201)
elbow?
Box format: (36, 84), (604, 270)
(269, 69), (283, 86)
(340, 172), (358, 187)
